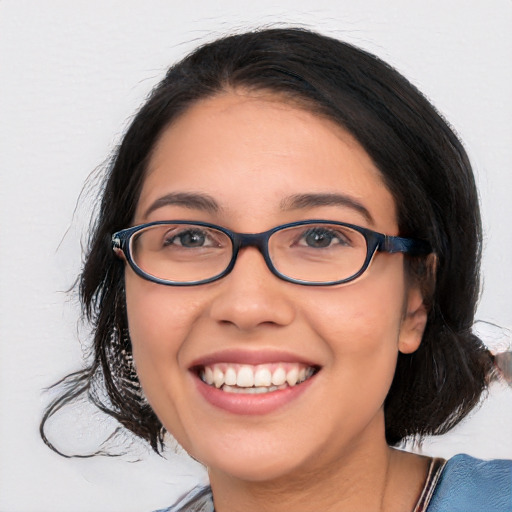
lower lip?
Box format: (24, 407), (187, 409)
(193, 373), (316, 415)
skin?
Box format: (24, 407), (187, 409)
(125, 90), (430, 512)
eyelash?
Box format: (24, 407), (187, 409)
(295, 227), (352, 249)
(163, 228), (219, 248)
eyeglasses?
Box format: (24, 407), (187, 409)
(112, 220), (432, 286)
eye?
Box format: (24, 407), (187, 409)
(300, 227), (349, 248)
(164, 228), (216, 248)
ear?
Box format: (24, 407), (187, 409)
(398, 286), (428, 354)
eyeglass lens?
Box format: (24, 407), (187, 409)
(129, 223), (368, 284)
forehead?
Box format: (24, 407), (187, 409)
(137, 91), (397, 231)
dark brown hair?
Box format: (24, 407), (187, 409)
(41, 27), (494, 454)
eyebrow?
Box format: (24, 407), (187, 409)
(143, 191), (373, 223)
(143, 192), (220, 218)
(280, 193), (374, 223)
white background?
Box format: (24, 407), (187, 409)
(1, 1), (511, 511)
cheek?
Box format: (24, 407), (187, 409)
(125, 271), (198, 356)
(302, 260), (407, 395)
(124, 272), (194, 397)
(306, 268), (405, 348)
(124, 272), (204, 447)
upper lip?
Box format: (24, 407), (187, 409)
(188, 348), (320, 369)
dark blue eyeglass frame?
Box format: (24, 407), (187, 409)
(112, 220), (432, 287)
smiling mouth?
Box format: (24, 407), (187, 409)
(196, 362), (318, 394)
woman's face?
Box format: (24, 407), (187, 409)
(125, 91), (426, 481)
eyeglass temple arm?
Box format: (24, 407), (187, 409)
(380, 235), (432, 256)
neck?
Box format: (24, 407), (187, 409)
(209, 442), (426, 512)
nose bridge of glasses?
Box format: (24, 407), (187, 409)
(234, 232), (270, 256)
(228, 231), (275, 274)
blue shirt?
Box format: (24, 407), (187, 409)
(156, 454), (512, 512)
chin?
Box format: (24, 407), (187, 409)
(208, 455), (307, 483)
(187, 433), (312, 483)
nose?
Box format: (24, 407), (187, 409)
(209, 247), (296, 331)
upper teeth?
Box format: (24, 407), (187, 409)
(200, 363), (314, 389)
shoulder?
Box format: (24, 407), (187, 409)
(427, 454), (512, 512)
(153, 485), (213, 512)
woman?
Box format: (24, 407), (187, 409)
(42, 28), (512, 511)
